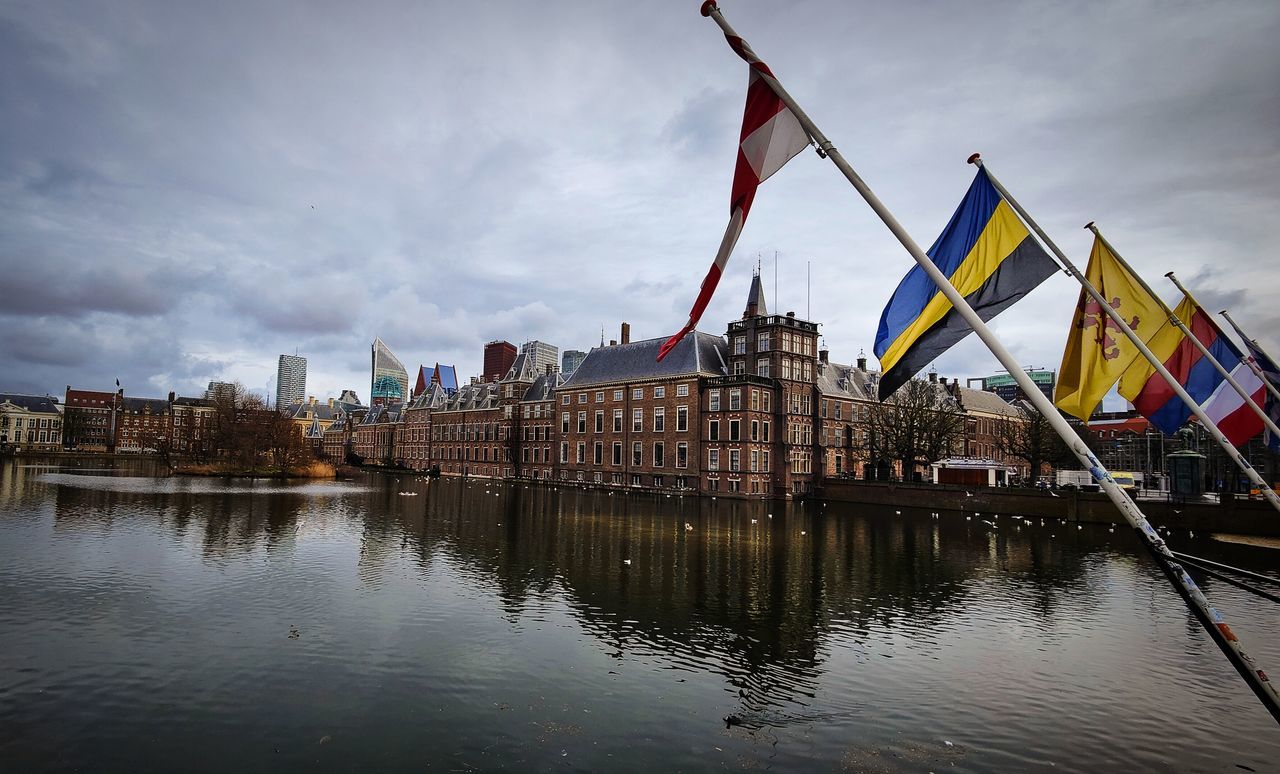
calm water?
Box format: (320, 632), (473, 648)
(1, 459), (1277, 772)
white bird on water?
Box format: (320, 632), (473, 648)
(685, 522), (694, 532)
(623, 559), (632, 566)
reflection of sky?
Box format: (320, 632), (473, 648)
(2, 462), (1278, 771)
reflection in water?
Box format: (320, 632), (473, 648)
(1, 459), (1277, 772)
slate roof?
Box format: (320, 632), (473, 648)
(560, 331), (727, 388)
(121, 397), (169, 414)
(409, 382), (449, 410)
(0, 394), (63, 414)
(522, 372), (565, 402)
(360, 402), (405, 425)
(815, 361), (875, 401)
(502, 352), (540, 383)
(956, 386), (1022, 417)
(281, 401), (342, 421)
(438, 382), (498, 412)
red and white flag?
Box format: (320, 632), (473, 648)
(657, 32), (809, 360)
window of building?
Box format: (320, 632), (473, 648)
(578, 393), (587, 404)
(577, 412), (587, 433)
(632, 442), (642, 466)
(750, 449), (760, 472)
(523, 405), (531, 419)
(596, 391), (605, 402)
(708, 419), (720, 441)
(613, 389), (623, 401)
(729, 419), (740, 441)
(763, 392), (771, 412)
(781, 358), (792, 380)
(594, 472), (602, 483)
(577, 443), (586, 463)
(654, 386), (665, 398)
(653, 474), (665, 487)
(733, 336), (746, 355)
(594, 441), (604, 465)
(729, 389), (741, 411)
(758, 332), (770, 351)
(595, 411), (604, 433)
(757, 359), (770, 378)
(727, 478), (741, 493)
(653, 441), (665, 467)
(612, 442), (623, 466)
(653, 407), (665, 432)
(709, 390), (720, 411)
(561, 442), (569, 463)
(613, 409), (623, 432)
(632, 408), (643, 432)
(802, 361), (813, 382)
(633, 388), (643, 400)
(676, 384), (689, 397)
(676, 442), (688, 468)
(763, 420), (771, 443)
(562, 412), (570, 433)
(708, 448), (720, 471)
(631, 474), (643, 487)
(751, 420), (759, 442)
(750, 390), (760, 411)
(733, 361), (745, 375)
(835, 403), (842, 420)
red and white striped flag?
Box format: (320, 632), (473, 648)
(657, 30), (810, 361)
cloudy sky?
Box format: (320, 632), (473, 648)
(3, 0), (1278, 405)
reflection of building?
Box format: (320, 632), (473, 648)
(371, 337), (409, 406)
(275, 354), (307, 408)
(520, 340), (559, 375)
(561, 349), (586, 376)
(0, 394), (63, 452)
(483, 341), (517, 383)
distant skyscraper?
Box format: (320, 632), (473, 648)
(561, 349), (586, 375)
(520, 340), (559, 376)
(371, 337), (409, 406)
(483, 340), (518, 383)
(981, 369), (1055, 403)
(205, 381), (236, 402)
(275, 354), (307, 408)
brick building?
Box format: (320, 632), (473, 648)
(483, 341), (517, 384)
(63, 388), (119, 451)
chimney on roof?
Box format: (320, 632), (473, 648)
(786, 311), (796, 318)
(609, 339), (617, 347)
(168, 391), (175, 403)
(928, 371), (937, 383)
(856, 356), (867, 371)
(621, 322), (631, 345)
(818, 348), (829, 363)
(309, 396), (316, 405)
(545, 363), (553, 375)
(328, 397), (334, 408)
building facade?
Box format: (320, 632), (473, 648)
(561, 349), (587, 376)
(483, 341), (517, 383)
(0, 394), (63, 452)
(371, 337), (409, 406)
(520, 340), (559, 376)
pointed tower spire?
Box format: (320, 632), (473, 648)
(743, 267), (768, 319)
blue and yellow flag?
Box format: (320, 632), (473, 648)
(873, 168), (1058, 399)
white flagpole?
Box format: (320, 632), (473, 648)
(697, 1), (1280, 720)
(1220, 309), (1280, 404)
(972, 155), (1280, 516)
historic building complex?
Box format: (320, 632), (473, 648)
(317, 276), (1027, 498)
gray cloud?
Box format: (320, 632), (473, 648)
(2, 0), (1278, 401)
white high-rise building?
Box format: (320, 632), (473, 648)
(276, 354), (307, 408)
(520, 340), (559, 375)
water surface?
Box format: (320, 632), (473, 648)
(1, 458), (1277, 772)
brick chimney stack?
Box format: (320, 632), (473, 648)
(621, 322), (631, 345)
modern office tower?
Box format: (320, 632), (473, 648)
(979, 369), (1056, 403)
(561, 349), (587, 375)
(275, 354), (307, 408)
(371, 337), (409, 406)
(519, 340), (559, 375)
(204, 381), (236, 402)
(483, 340), (518, 383)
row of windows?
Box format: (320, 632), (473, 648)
(562, 440), (690, 468)
(563, 384), (691, 405)
(707, 418), (770, 443)
(731, 330), (814, 356)
(706, 447), (771, 472)
(707, 388), (773, 413)
(562, 406), (689, 434)
(0, 416), (61, 429)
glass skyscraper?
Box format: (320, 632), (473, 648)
(371, 338), (409, 405)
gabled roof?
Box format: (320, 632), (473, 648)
(815, 361), (874, 401)
(439, 381), (499, 412)
(435, 363), (459, 392)
(0, 394), (62, 414)
(522, 372), (565, 402)
(559, 331), (727, 388)
(502, 352), (539, 383)
(121, 397), (169, 414)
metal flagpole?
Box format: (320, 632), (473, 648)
(973, 155), (1280, 516)
(1155, 270), (1280, 438)
(698, 1), (1280, 720)
(1220, 309), (1280, 405)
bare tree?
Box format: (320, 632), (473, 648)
(867, 379), (966, 481)
(993, 402), (1082, 484)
